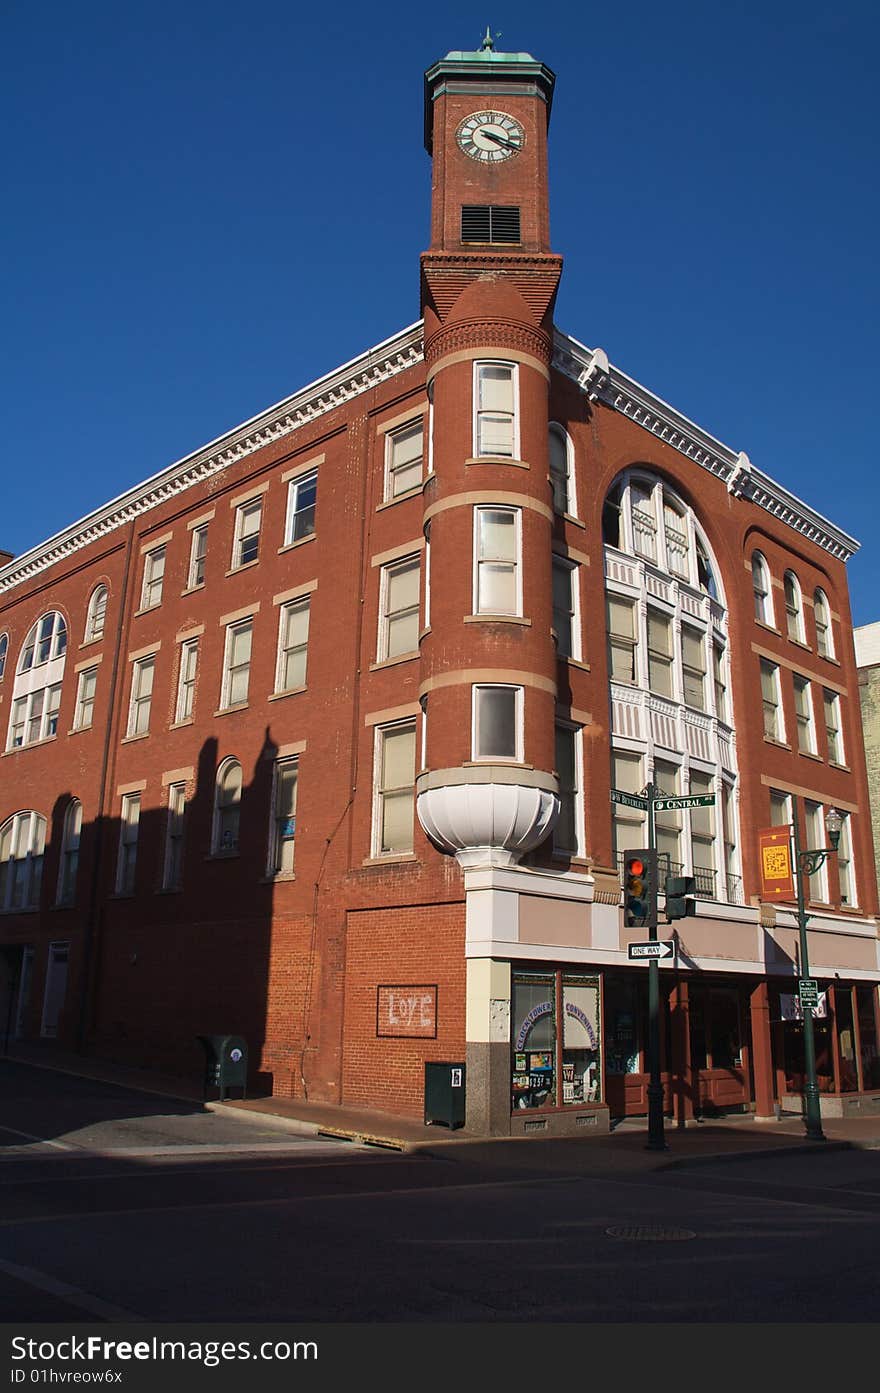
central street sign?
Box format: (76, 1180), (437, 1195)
(610, 789), (648, 810)
(651, 795), (716, 812)
(628, 941), (675, 961)
(798, 978), (819, 1007)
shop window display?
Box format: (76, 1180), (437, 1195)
(511, 971), (601, 1111)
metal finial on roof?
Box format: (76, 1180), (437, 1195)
(480, 26), (501, 51)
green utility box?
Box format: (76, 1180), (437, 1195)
(424, 1061), (466, 1129)
(198, 1034), (248, 1101)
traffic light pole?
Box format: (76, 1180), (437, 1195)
(644, 782), (667, 1151)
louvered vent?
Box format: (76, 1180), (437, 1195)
(461, 205), (521, 244)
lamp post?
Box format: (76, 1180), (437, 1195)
(791, 797), (842, 1142)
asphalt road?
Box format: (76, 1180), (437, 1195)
(1, 1060), (879, 1324)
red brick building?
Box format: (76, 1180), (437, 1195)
(1, 39), (878, 1133)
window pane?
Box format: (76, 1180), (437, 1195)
(476, 687), (517, 759)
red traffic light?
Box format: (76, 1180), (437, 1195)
(628, 857), (645, 878)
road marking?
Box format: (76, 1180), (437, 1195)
(0, 1255), (144, 1321)
(0, 1125), (75, 1150)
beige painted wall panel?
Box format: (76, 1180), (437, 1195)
(519, 897), (590, 947)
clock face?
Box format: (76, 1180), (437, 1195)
(456, 110), (525, 163)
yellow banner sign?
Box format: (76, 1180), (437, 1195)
(759, 826), (794, 898)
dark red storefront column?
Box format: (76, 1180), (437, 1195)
(749, 980), (776, 1119)
(670, 977), (694, 1127)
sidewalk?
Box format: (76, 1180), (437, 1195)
(6, 1041), (880, 1174)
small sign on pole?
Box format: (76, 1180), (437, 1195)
(758, 825), (795, 898)
(610, 789), (648, 811)
(651, 795), (716, 812)
(798, 978), (819, 1009)
(628, 941), (675, 961)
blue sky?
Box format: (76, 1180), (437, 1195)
(4, 1), (878, 624)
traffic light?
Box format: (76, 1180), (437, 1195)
(665, 874), (696, 921)
(623, 849), (656, 927)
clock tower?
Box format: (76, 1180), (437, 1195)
(416, 36), (563, 874)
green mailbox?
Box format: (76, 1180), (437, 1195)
(198, 1034), (248, 1101)
(424, 1061), (466, 1129)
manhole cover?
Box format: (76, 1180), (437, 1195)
(605, 1225), (697, 1241)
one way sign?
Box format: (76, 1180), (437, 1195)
(628, 941), (675, 961)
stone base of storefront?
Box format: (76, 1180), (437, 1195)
(509, 1104), (611, 1137)
(781, 1090), (880, 1118)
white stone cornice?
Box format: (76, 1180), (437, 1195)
(553, 328), (860, 562)
(0, 323), (424, 595)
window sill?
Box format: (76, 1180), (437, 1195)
(462, 760), (533, 770)
(78, 638), (104, 651)
(268, 686), (307, 702)
(155, 887), (183, 896)
(169, 718), (195, 730)
(0, 907), (39, 915)
(67, 725), (93, 736)
(278, 533), (316, 556)
(225, 559), (260, 578)
(133, 604), (162, 618)
(560, 656), (590, 672)
(369, 651), (419, 672)
(798, 749), (823, 762)
(755, 619), (781, 636)
(763, 736), (791, 750)
(465, 455), (529, 469)
(361, 853), (418, 867)
(817, 653), (840, 667)
(3, 735), (59, 756)
(51, 902), (75, 911)
(829, 760), (851, 773)
(261, 871), (297, 884)
(464, 614), (531, 627)
(120, 732), (150, 744)
(557, 511), (586, 530)
(377, 485), (423, 511)
(108, 893), (136, 901)
(181, 583), (206, 597)
(789, 637), (812, 652)
(213, 702), (249, 717)
(205, 852), (240, 861)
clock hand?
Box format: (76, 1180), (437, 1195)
(484, 129), (520, 150)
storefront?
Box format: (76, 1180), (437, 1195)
(775, 980), (880, 1113)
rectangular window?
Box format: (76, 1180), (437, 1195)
(269, 758), (298, 875)
(681, 626), (706, 710)
(188, 524), (208, 588)
(386, 422), (423, 499)
(141, 546), (166, 609)
(73, 667), (98, 731)
(713, 643), (728, 723)
(647, 609), (673, 698)
(57, 803), (82, 907)
(116, 793), (140, 896)
(769, 788), (792, 829)
(175, 640), (198, 723)
(221, 620), (252, 709)
(511, 971), (601, 1112)
(805, 800), (828, 901)
(232, 500), (262, 569)
(285, 470), (317, 546)
(631, 485), (657, 561)
(823, 689), (844, 763)
(663, 502), (690, 578)
(127, 657), (154, 737)
(276, 598), (310, 693)
(760, 659), (783, 741)
(552, 559), (580, 660)
(654, 759), (681, 870)
(689, 769), (716, 897)
(554, 724), (583, 857)
(793, 675), (816, 754)
(163, 783), (186, 891)
(373, 721), (416, 856)
(9, 697), (26, 749)
(472, 685), (522, 762)
(607, 596), (637, 683)
(17, 684), (62, 748)
(475, 507), (520, 615)
(474, 362), (516, 458)
(379, 557), (420, 660)
(837, 812), (856, 906)
(721, 782), (739, 902)
(611, 750), (645, 856)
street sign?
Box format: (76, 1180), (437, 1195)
(651, 795), (716, 812)
(798, 978), (819, 1008)
(628, 941), (675, 961)
(610, 789), (648, 810)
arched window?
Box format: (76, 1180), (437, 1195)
(0, 811), (47, 912)
(548, 424), (576, 516)
(56, 800), (82, 907)
(0, 632), (7, 680)
(85, 586), (108, 643)
(783, 571), (804, 642)
(7, 612), (68, 751)
(751, 552), (772, 624)
(213, 758), (242, 855)
(814, 588), (834, 659)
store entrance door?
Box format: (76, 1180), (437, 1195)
(688, 982), (750, 1114)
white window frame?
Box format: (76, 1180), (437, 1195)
(662, 499), (691, 580)
(385, 420), (424, 500)
(73, 666), (98, 731)
(712, 642), (728, 724)
(760, 659), (784, 742)
(554, 722), (584, 858)
(127, 656), (155, 737)
(837, 812), (856, 906)
(653, 758), (682, 871)
(752, 551), (772, 624)
(85, 585), (108, 642)
(473, 506), (522, 617)
(232, 500), (262, 569)
(163, 783), (186, 891)
(793, 675), (816, 755)
(769, 788), (793, 829)
(116, 793), (140, 896)
(473, 361), (519, 459)
(552, 557), (581, 661)
(56, 799), (82, 907)
(188, 524), (208, 589)
(611, 750), (646, 856)
(372, 720), (416, 857)
(0, 633), (7, 680)
(805, 800), (828, 901)
(680, 624), (707, 711)
(140, 546), (166, 610)
(823, 689), (844, 764)
(268, 758), (298, 876)
(471, 684), (523, 763)
(213, 758), (242, 856)
(284, 470), (317, 546)
(0, 811), (47, 913)
(549, 423), (576, 517)
(606, 595), (637, 685)
(275, 598), (310, 694)
(8, 612), (68, 751)
(784, 571), (805, 643)
(220, 619), (253, 710)
(378, 556), (420, 661)
(175, 639), (198, 723)
(814, 588), (834, 658)
(646, 607), (674, 698)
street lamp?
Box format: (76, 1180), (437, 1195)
(791, 798), (842, 1142)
